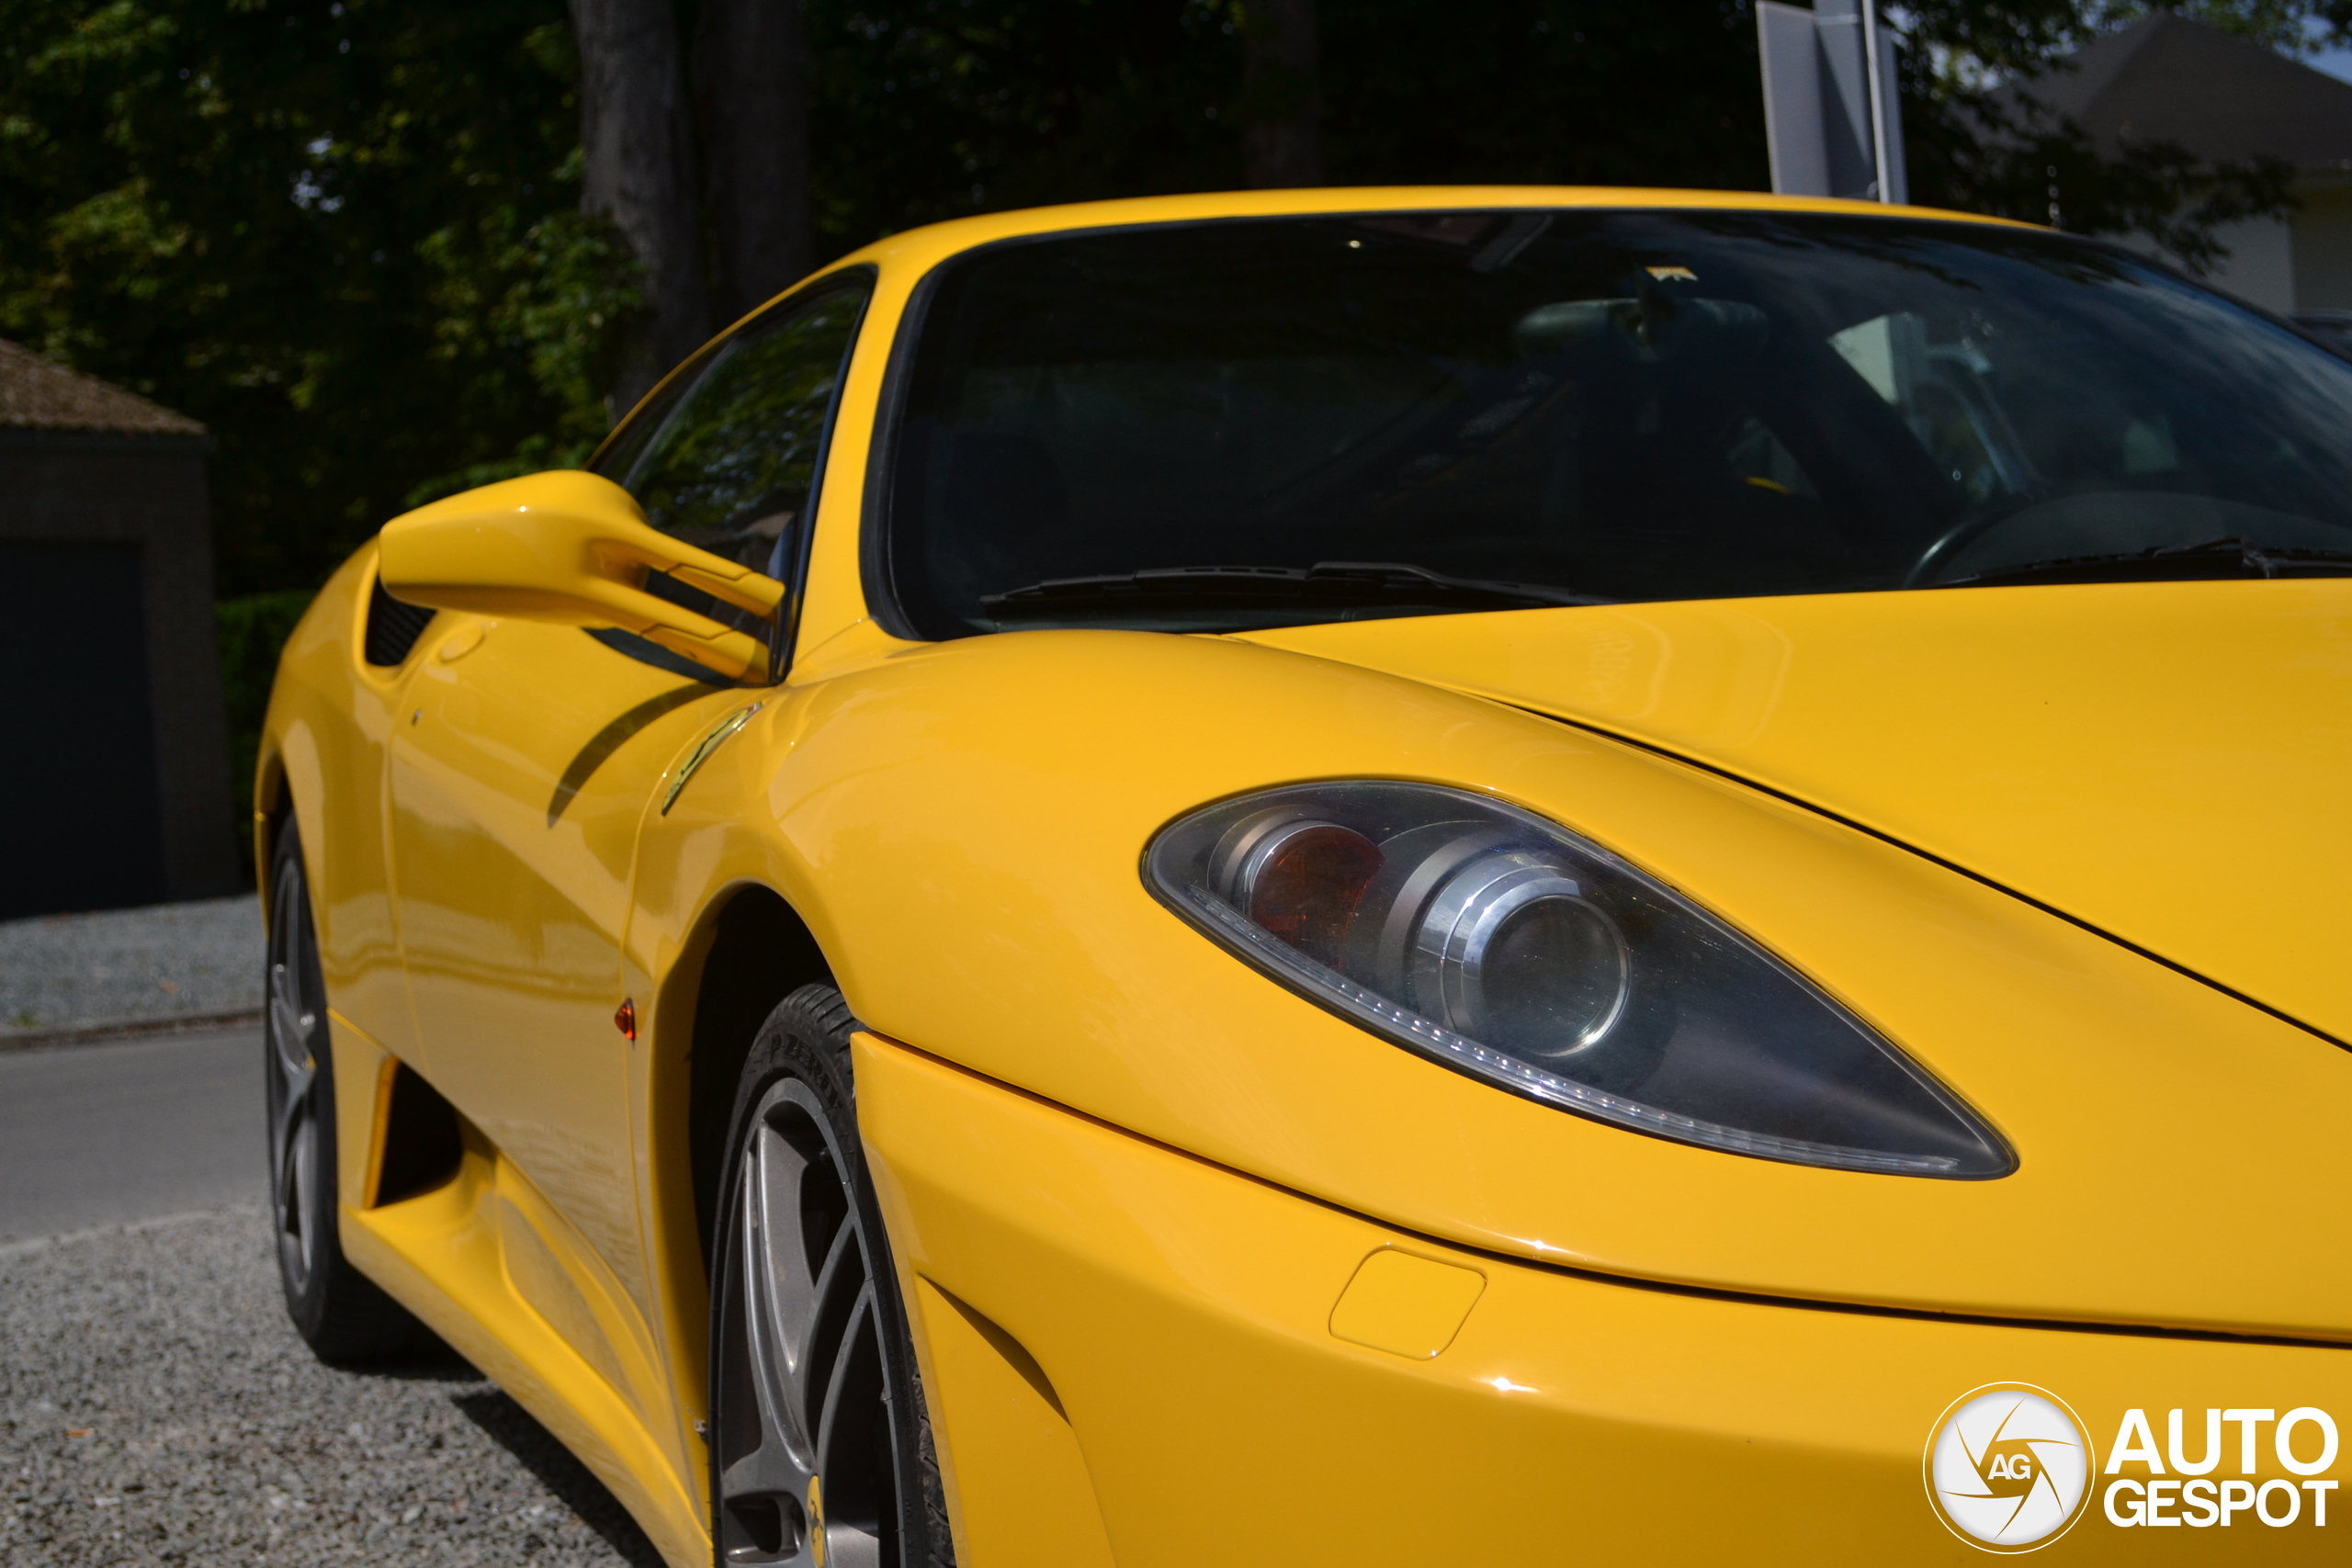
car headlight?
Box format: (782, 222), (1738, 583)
(1145, 782), (2013, 1179)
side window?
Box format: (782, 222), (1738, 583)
(592, 270), (874, 677)
(589, 355), (709, 491)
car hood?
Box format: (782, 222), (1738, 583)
(1238, 579), (2352, 1047)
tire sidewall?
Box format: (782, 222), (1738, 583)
(268, 824), (342, 1341)
(709, 985), (945, 1568)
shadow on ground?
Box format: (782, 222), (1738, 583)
(453, 1389), (666, 1566)
(350, 1326), (666, 1567)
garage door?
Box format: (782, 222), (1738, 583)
(0, 541), (166, 918)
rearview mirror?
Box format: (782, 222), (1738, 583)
(377, 470), (784, 681)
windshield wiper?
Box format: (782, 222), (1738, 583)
(980, 560), (1608, 618)
(1937, 536), (2352, 589)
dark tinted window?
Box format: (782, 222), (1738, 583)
(883, 211), (2352, 637)
(594, 272), (872, 663)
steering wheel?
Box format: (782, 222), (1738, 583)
(1901, 508), (2018, 588)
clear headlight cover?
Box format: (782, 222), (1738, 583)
(1145, 783), (2013, 1178)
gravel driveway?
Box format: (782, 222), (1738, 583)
(1, 1212), (662, 1566)
(0, 896), (263, 1034)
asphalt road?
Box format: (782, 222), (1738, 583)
(0, 1026), (663, 1565)
(0, 1027), (266, 1244)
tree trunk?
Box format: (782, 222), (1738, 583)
(571, 0), (712, 417)
(1242, 0), (1322, 187)
(693, 0), (817, 323)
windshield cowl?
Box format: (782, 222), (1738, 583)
(1937, 536), (2352, 589)
(979, 560), (1605, 625)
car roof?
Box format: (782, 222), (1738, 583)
(827, 185), (2034, 277)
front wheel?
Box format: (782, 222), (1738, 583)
(265, 823), (416, 1359)
(708, 985), (954, 1568)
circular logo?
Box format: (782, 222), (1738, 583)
(1924, 1383), (2096, 1552)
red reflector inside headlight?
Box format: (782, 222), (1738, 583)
(1247, 823), (1383, 969)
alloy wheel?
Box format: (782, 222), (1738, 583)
(266, 850), (325, 1301)
(716, 1078), (899, 1566)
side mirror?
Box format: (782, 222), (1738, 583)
(378, 470), (783, 681)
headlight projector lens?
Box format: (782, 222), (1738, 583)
(1150, 782), (2012, 1178)
(1411, 843), (1630, 1057)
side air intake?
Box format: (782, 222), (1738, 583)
(371, 1059), (463, 1206)
(364, 571), (437, 667)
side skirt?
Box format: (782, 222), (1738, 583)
(328, 1015), (708, 1568)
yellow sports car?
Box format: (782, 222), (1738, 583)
(258, 188), (2352, 1565)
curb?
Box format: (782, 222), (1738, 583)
(0, 1006), (266, 1054)
(0, 1205), (264, 1260)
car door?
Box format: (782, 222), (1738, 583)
(383, 272), (875, 1415)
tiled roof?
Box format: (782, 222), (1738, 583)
(0, 338), (205, 435)
(2016, 13), (2352, 169)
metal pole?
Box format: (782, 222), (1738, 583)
(1860, 0), (1893, 203)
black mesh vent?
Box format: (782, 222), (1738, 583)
(364, 572), (436, 666)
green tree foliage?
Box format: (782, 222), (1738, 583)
(1318, 3), (1770, 189)
(215, 586), (313, 864)
(797, 2), (1773, 252)
(0, 0), (637, 597)
(2096, 1), (2350, 51)
(1898, 3), (2352, 270)
(797, 0), (1246, 243)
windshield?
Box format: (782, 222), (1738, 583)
(879, 209), (2352, 637)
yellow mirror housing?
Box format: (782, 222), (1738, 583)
(377, 470), (785, 681)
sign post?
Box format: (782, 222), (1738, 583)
(1758, 0), (1907, 203)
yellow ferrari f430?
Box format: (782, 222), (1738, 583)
(258, 188), (2352, 1564)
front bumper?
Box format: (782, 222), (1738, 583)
(855, 1034), (2347, 1565)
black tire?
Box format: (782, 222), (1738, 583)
(265, 823), (417, 1360)
(708, 984), (954, 1568)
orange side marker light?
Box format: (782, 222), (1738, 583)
(614, 998), (637, 1041)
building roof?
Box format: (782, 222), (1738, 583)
(0, 338), (205, 436)
(2013, 13), (2352, 170)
